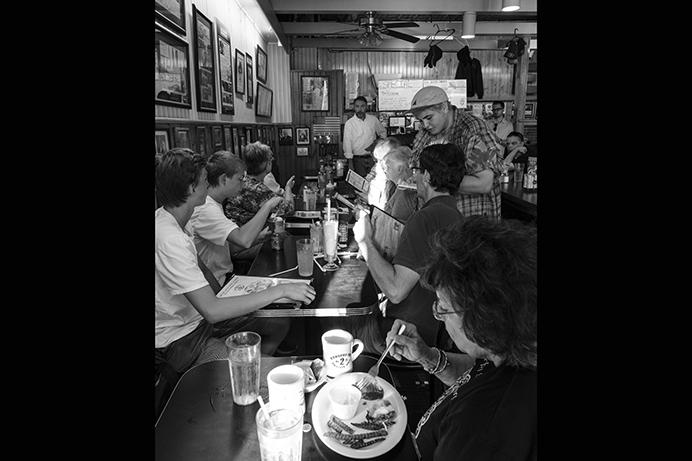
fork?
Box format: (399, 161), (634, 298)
(355, 324), (406, 394)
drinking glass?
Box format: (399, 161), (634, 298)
(256, 406), (303, 461)
(225, 331), (261, 405)
(322, 220), (339, 271)
(304, 188), (317, 211)
(309, 223), (323, 254)
(296, 238), (314, 277)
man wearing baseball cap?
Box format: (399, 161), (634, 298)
(409, 86), (503, 220)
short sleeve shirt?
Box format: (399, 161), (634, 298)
(388, 196), (463, 345)
(190, 195), (239, 285)
(223, 176), (294, 226)
(155, 207), (208, 348)
(412, 107), (504, 220)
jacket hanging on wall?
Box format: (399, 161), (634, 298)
(455, 46), (484, 99)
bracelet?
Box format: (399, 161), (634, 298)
(433, 350), (449, 375)
(423, 347), (442, 374)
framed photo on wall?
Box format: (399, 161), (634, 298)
(296, 127), (310, 145)
(296, 147), (309, 157)
(223, 126), (232, 152)
(155, 0), (186, 36)
(301, 76), (329, 111)
(155, 28), (191, 108)
(192, 6), (217, 112)
(256, 45), (267, 84)
(246, 53), (254, 106)
(216, 21), (235, 115)
(255, 82), (273, 118)
(155, 130), (170, 154)
(235, 50), (245, 95)
(245, 127), (253, 143)
(279, 127), (293, 145)
(232, 127), (240, 154)
(212, 126), (223, 150)
(524, 102), (535, 119)
(174, 127), (191, 148)
(196, 126), (208, 156)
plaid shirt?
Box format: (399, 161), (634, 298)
(411, 107), (504, 220)
(223, 176), (294, 226)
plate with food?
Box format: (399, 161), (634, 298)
(311, 372), (407, 459)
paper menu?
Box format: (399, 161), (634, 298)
(217, 275), (313, 304)
(346, 169), (370, 193)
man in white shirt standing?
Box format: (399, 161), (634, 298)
(486, 101), (514, 143)
(343, 96), (387, 178)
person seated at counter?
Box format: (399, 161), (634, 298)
(223, 142), (295, 259)
(502, 131), (537, 168)
(382, 146), (419, 224)
(155, 148), (315, 374)
(363, 137), (401, 208)
(190, 150), (284, 288)
(351, 143), (465, 354)
(385, 217), (537, 460)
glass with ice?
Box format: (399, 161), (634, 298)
(256, 407), (303, 461)
(322, 219), (339, 271)
(296, 238), (314, 277)
(225, 331), (261, 405)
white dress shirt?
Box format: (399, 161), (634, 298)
(343, 114), (386, 159)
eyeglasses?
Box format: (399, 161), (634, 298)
(431, 299), (457, 321)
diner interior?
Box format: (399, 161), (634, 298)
(155, 0), (537, 459)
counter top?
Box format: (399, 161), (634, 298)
(500, 181), (537, 217)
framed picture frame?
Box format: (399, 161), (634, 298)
(296, 147), (309, 157)
(212, 126), (223, 150)
(196, 126), (208, 156)
(155, 0), (186, 37)
(255, 83), (273, 118)
(216, 21), (235, 115)
(524, 102), (535, 119)
(155, 130), (170, 154)
(245, 127), (253, 143)
(174, 127), (191, 148)
(301, 76), (329, 111)
(296, 127), (310, 145)
(246, 53), (254, 106)
(279, 127), (293, 145)
(155, 28), (192, 109)
(235, 50), (245, 96)
(232, 127), (240, 154)
(192, 6), (217, 112)
(223, 126), (232, 152)
(256, 45), (267, 84)
(388, 116), (405, 127)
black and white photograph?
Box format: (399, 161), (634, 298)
(155, 5), (537, 459)
(295, 127), (310, 145)
(278, 127), (293, 145)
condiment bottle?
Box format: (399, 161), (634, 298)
(522, 157), (537, 192)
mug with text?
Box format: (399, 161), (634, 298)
(321, 329), (364, 377)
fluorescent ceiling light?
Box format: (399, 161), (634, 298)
(502, 0), (521, 12)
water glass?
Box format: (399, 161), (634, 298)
(296, 238), (314, 277)
(304, 188), (317, 211)
(225, 331), (261, 405)
(310, 223), (323, 254)
(256, 406), (303, 461)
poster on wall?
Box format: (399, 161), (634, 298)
(174, 127), (191, 148)
(255, 83), (273, 118)
(155, 0), (186, 36)
(301, 76), (329, 111)
(223, 126), (232, 152)
(155, 28), (191, 108)
(246, 53), (254, 106)
(345, 72), (359, 104)
(377, 79), (467, 111)
(155, 130), (170, 154)
(235, 50), (245, 96)
(216, 21), (234, 115)
(193, 6), (217, 112)
(256, 45), (267, 84)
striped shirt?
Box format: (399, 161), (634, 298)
(411, 107), (504, 220)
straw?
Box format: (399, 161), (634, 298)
(257, 395), (275, 428)
(326, 197), (331, 222)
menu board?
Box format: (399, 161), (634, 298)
(377, 79), (467, 111)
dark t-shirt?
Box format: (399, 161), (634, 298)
(383, 195), (462, 346)
(416, 360), (537, 461)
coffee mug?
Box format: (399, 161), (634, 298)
(267, 364), (306, 415)
(321, 329), (364, 377)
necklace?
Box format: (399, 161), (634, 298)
(414, 359), (490, 438)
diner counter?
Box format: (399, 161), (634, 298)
(500, 181), (537, 218)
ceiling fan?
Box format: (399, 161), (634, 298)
(320, 11), (420, 46)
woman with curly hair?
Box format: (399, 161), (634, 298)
(385, 216), (537, 460)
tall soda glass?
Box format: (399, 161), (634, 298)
(225, 331), (261, 405)
(323, 220), (339, 271)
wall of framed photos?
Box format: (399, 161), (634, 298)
(155, 0), (290, 124)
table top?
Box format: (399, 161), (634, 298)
(500, 181), (537, 217)
(247, 234), (378, 317)
(155, 355), (418, 461)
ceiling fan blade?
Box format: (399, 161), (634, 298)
(380, 29), (420, 43)
(382, 22), (419, 28)
(320, 28), (363, 35)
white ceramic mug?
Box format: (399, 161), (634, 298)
(267, 364), (306, 415)
(321, 329), (364, 377)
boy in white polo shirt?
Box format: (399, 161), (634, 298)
(190, 150), (283, 287)
(155, 148), (316, 374)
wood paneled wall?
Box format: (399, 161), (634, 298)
(290, 48), (515, 101)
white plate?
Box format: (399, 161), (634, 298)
(311, 372), (407, 459)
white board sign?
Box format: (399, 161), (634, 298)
(377, 79), (467, 111)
